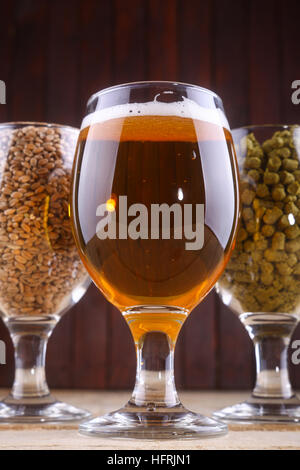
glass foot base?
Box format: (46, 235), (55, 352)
(79, 403), (227, 439)
(0, 394), (91, 423)
(213, 395), (300, 424)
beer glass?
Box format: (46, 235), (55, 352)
(71, 81), (239, 438)
(0, 122), (91, 423)
(216, 125), (300, 423)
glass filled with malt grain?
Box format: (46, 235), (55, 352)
(0, 122), (90, 423)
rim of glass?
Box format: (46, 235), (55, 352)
(87, 80), (221, 107)
(0, 121), (79, 132)
(233, 124), (299, 131)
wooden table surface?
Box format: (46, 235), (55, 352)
(0, 389), (299, 450)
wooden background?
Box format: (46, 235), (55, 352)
(0, 0), (300, 390)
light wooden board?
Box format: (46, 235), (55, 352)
(0, 390), (299, 450)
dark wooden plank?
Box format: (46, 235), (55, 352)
(70, 284), (109, 389)
(214, 0), (250, 128)
(290, 323), (300, 390)
(106, 306), (136, 389)
(9, 0), (49, 122)
(66, 0), (115, 389)
(178, 291), (217, 389)
(0, 0), (16, 122)
(145, 0), (184, 390)
(112, 0), (147, 84)
(78, 0), (113, 116)
(0, 321), (14, 388)
(0, 1), (16, 387)
(104, 0), (148, 389)
(281, 0), (300, 389)
(248, 0), (281, 124)
(213, 0), (255, 389)
(1, 0), (299, 392)
(176, 0), (216, 389)
(46, 0), (81, 127)
(146, 0), (178, 80)
(0, 0), (49, 387)
(44, 0), (81, 387)
(281, 0), (300, 125)
(217, 298), (255, 389)
(174, 323), (185, 390)
(177, 0), (212, 88)
(46, 311), (74, 388)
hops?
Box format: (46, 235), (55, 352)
(220, 127), (300, 313)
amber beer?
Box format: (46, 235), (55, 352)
(71, 102), (238, 342)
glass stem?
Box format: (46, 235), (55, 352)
(7, 321), (55, 400)
(252, 335), (293, 399)
(129, 331), (180, 408)
(242, 313), (298, 400)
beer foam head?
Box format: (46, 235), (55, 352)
(81, 98), (229, 131)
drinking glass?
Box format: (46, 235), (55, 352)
(71, 81), (239, 438)
(0, 122), (91, 422)
(216, 125), (300, 423)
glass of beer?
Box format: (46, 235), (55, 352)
(71, 81), (239, 438)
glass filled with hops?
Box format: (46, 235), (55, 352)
(216, 125), (300, 423)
